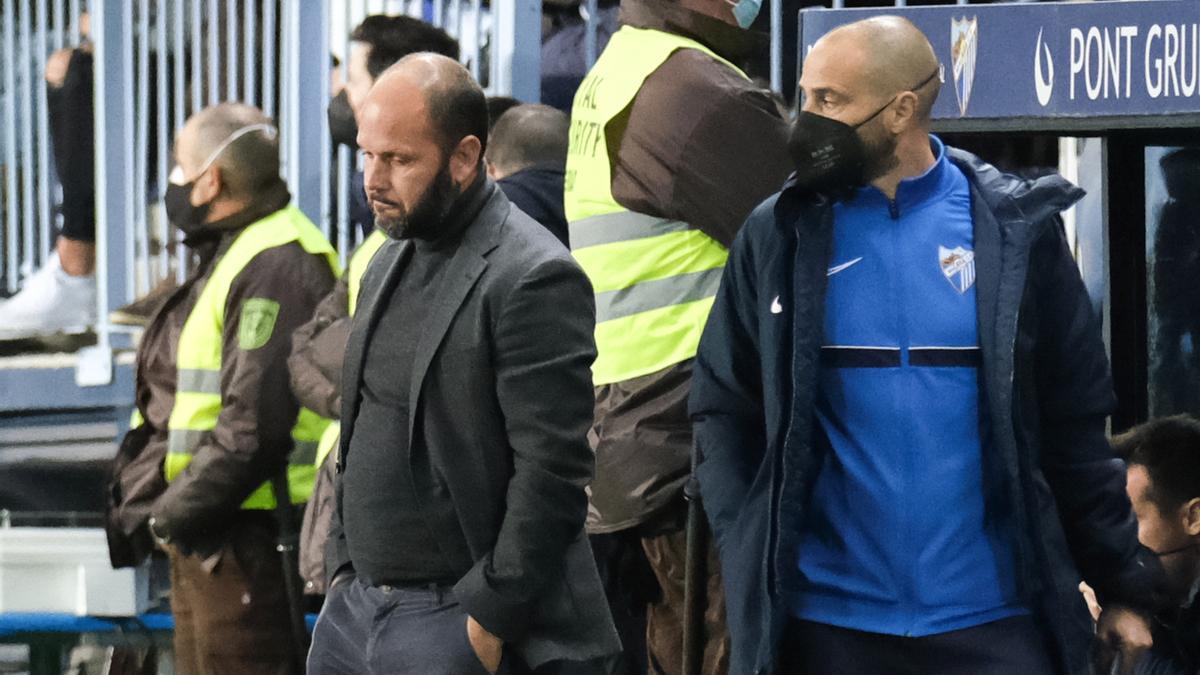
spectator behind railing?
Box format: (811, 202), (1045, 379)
(486, 103), (570, 246)
(0, 19), (98, 339)
(1113, 416), (1200, 675)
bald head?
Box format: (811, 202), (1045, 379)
(369, 53), (488, 158)
(810, 16), (941, 122)
(357, 53), (488, 239)
(179, 102), (279, 199)
(486, 104), (569, 179)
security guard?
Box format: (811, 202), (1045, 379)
(564, 0), (792, 671)
(127, 103), (337, 675)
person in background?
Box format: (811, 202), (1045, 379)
(0, 11), (180, 336)
(1150, 149), (1200, 415)
(488, 96), (522, 132)
(1114, 416), (1200, 675)
(115, 103), (337, 674)
(541, 0), (619, 112)
(327, 14), (459, 237)
(486, 103), (570, 246)
(307, 53), (619, 674)
(0, 20), (96, 338)
(564, 0), (793, 671)
(690, 16), (1166, 675)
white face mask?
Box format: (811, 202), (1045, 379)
(169, 122), (278, 185)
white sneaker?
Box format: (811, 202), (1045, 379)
(0, 254), (97, 340)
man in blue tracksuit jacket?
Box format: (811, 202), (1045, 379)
(690, 17), (1166, 675)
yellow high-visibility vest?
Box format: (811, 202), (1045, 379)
(313, 228), (388, 468)
(346, 229), (388, 316)
(565, 26), (748, 386)
(165, 206), (340, 509)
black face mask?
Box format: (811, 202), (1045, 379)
(164, 180), (212, 238)
(788, 66), (942, 199)
(786, 98), (896, 200)
(327, 90), (358, 149)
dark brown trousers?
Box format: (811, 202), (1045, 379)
(168, 514), (302, 675)
(642, 526), (730, 675)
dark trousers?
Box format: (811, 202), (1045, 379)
(590, 531), (651, 675)
(642, 525), (729, 675)
(308, 575), (613, 675)
(168, 515), (301, 675)
(308, 577), (504, 675)
(780, 615), (1056, 675)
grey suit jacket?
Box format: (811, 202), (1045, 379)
(328, 182), (620, 667)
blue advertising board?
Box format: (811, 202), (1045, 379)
(799, 1), (1200, 131)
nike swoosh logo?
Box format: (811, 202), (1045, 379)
(770, 296), (783, 314)
(827, 257), (863, 277)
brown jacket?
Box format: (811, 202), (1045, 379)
(585, 0), (793, 533)
(107, 190), (336, 564)
(288, 272), (354, 595)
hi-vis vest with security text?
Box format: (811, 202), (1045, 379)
(565, 27), (748, 386)
(313, 228), (388, 469)
(165, 205), (341, 510)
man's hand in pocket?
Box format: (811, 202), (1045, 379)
(466, 615), (503, 673)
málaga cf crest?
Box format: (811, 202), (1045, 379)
(951, 17), (978, 117)
(939, 246), (976, 294)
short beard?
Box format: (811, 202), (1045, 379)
(859, 122), (900, 184)
(376, 162), (461, 241)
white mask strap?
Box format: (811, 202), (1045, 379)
(192, 122), (278, 179)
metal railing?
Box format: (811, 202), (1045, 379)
(0, 0), (545, 365)
(0, 1), (79, 294)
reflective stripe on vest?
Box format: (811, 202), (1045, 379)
(565, 27), (746, 385)
(165, 205), (341, 510)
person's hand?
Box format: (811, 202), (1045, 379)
(1096, 605), (1153, 675)
(466, 615), (503, 673)
(1080, 581), (1102, 622)
(45, 48), (74, 88)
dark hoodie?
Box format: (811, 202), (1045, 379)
(690, 145), (1167, 675)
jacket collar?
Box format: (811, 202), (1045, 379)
(946, 145), (1085, 241)
(618, 0), (762, 64)
(182, 180), (292, 249)
(842, 136), (957, 217)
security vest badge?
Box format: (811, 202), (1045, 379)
(238, 298), (280, 350)
(939, 246), (976, 294)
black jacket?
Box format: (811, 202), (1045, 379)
(327, 182), (620, 667)
(1134, 585), (1200, 675)
(690, 146), (1166, 675)
(497, 164), (569, 247)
